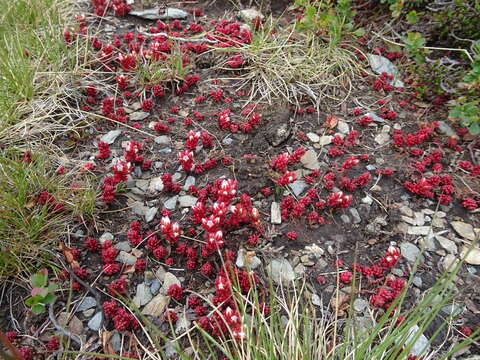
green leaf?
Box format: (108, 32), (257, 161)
(32, 303), (46, 315)
(406, 11), (419, 24)
(31, 273), (47, 288)
(25, 297), (35, 306)
(469, 122), (480, 135)
(353, 28), (365, 37)
(31, 287), (48, 298)
(47, 284), (58, 292)
(42, 293), (57, 305)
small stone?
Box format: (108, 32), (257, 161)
(441, 304), (464, 317)
(460, 246), (480, 265)
(129, 111), (150, 121)
(374, 132), (390, 145)
(361, 195), (373, 205)
(271, 202), (282, 224)
(222, 137), (233, 145)
(77, 297), (97, 312)
(149, 177), (164, 192)
(267, 258), (295, 285)
(349, 208), (361, 224)
(150, 279), (161, 295)
(400, 242), (422, 263)
(236, 249), (261, 270)
(290, 260), (304, 274)
(300, 150), (320, 170)
(116, 251), (137, 265)
(436, 236), (457, 254)
(142, 294), (170, 317)
(58, 313), (83, 335)
(306, 132), (320, 142)
(101, 130), (122, 144)
(366, 164), (376, 171)
(114, 241), (131, 252)
(154, 135), (171, 145)
(164, 196), (178, 210)
(182, 176), (195, 190)
(451, 221), (476, 241)
(399, 205), (414, 217)
(305, 244), (324, 257)
(130, 7), (188, 20)
(365, 112), (385, 123)
(178, 195), (197, 208)
(159, 148), (172, 154)
(337, 120), (349, 134)
(131, 201), (148, 216)
(407, 226), (432, 236)
(353, 298), (368, 312)
(133, 283), (153, 307)
(145, 207), (157, 223)
(87, 312), (103, 331)
(239, 8), (264, 22)
(412, 276), (423, 288)
(160, 272), (181, 295)
(405, 325), (430, 357)
(99, 232), (114, 244)
(300, 255), (314, 266)
(83, 308), (95, 318)
(311, 293), (322, 306)
(442, 254), (459, 271)
(175, 314), (191, 333)
(367, 54), (398, 78)
(341, 214), (350, 224)
(136, 179), (149, 191)
(319, 135), (332, 146)
(110, 332), (122, 353)
(437, 121), (457, 137)
(289, 180), (308, 196)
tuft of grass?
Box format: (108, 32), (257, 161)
(0, 151), (96, 278)
(215, 17), (364, 107)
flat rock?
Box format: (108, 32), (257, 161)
(400, 242), (422, 263)
(114, 241), (131, 252)
(367, 54), (403, 88)
(437, 121), (456, 137)
(239, 8), (264, 22)
(160, 272), (181, 295)
(149, 177), (164, 192)
(300, 150), (320, 170)
(271, 202), (282, 224)
(145, 207), (157, 223)
(175, 313), (191, 333)
(442, 254), (459, 271)
(405, 325), (430, 357)
(311, 293), (322, 306)
(288, 180), (308, 196)
(99, 232), (114, 244)
(77, 296), (97, 312)
(407, 226), (432, 236)
(130, 7), (188, 20)
(164, 196), (178, 210)
(319, 135), (332, 146)
(101, 130), (122, 144)
(182, 176), (196, 190)
(374, 132), (390, 145)
(133, 283), (153, 307)
(337, 120), (349, 134)
(87, 311), (103, 331)
(116, 251), (137, 265)
(178, 195), (197, 208)
(460, 246), (480, 265)
(353, 298), (368, 312)
(349, 208), (361, 224)
(154, 135), (171, 145)
(306, 132), (320, 143)
(365, 112), (385, 123)
(142, 294), (170, 317)
(267, 258), (295, 285)
(129, 111), (150, 121)
(436, 236), (457, 254)
(58, 312), (83, 335)
(236, 249), (261, 269)
(451, 221), (476, 241)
